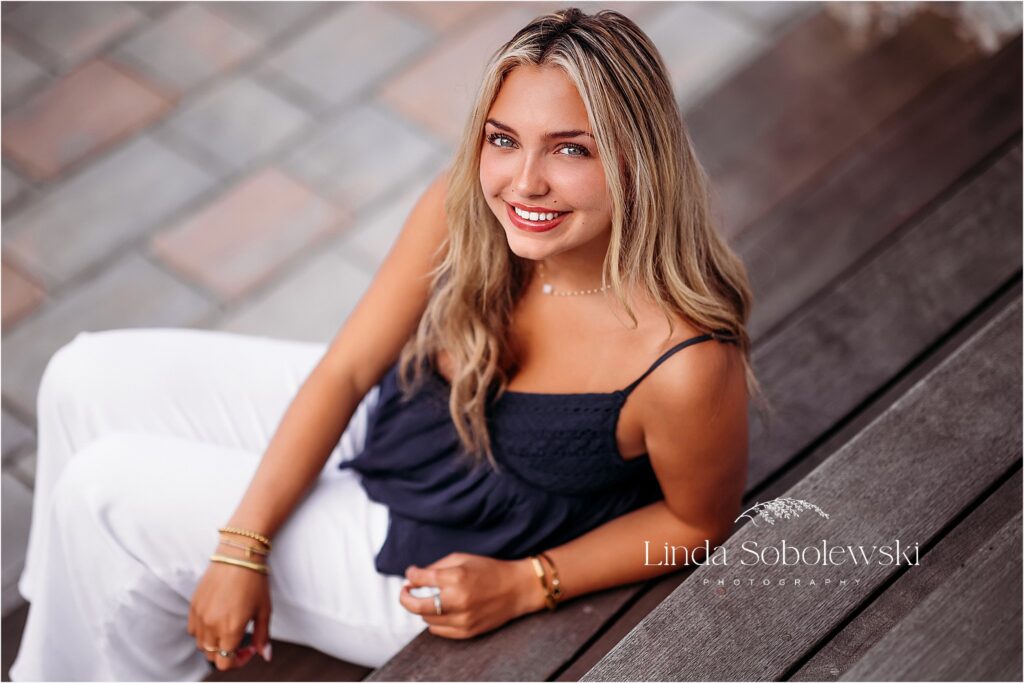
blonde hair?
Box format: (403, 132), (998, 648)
(396, 7), (762, 470)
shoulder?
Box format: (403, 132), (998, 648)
(638, 329), (747, 429)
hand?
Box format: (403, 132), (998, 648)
(399, 552), (543, 639)
(188, 552), (273, 671)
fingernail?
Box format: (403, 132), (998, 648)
(262, 642), (273, 662)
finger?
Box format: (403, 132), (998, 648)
(398, 584), (431, 615)
(215, 631), (245, 671)
(425, 623), (474, 640)
(194, 623), (215, 664)
(253, 604), (272, 661)
(399, 584), (456, 616)
(406, 565), (449, 587)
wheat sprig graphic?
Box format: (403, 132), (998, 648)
(735, 497), (830, 527)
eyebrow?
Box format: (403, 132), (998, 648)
(485, 118), (595, 140)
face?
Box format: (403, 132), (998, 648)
(479, 64), (613, 263)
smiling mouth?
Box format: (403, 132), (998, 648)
(505, 202), (570, 232)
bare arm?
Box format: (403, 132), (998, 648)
(223, 168), (452, 542)
(517, 340), (749, 608)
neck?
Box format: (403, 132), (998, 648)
(534, 232), (610, 293)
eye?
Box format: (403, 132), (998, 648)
(558, 144), (590, 158)
(486, 132), (515, 148)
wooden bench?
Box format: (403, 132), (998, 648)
(202, 13), (1021, 683)
(582, 293), (1022, 681)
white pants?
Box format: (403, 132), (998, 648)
(9, 328), (427, 681)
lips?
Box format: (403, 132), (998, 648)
(505, 202), (569, 233)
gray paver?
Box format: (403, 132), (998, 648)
(2, 135), (217, 288)
(208, 1), (323, 40)
(1, 410), (35, 463)
(2, 472), (32, 615)
(716, 1), (821, 34)
(111, 3), (263, 94)
(1, 252), (215, 418)
(160, 74), (312, 171)
(2, 165), (29, 206)
(3, 1), (147, 69)
(638, 2), (768, 112)
(1, 43), (49, 106)
(260, 2), (433, 112)
(339, 159), (447, 268)
(9, 451), (37, 491)
(215, 245), (371, 344)
(283, 101), (446, 215)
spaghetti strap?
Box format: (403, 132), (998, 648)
(621, 329), (738, 396)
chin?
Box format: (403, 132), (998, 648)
(504, 232), (550, 261)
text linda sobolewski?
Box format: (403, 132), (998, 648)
(643, 539), (921, 567)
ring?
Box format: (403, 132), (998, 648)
(201, 644), (234, 657)
(202, 645), (218, 652)
(433, 593), (443, 616)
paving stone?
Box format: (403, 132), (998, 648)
(2, 472), (32, 615)
(388, 1), (489, 32)
(261, 3), (431, 112)
(160, 74), (311, 171)
(339, 162), (445, 269)
(283, 101), (445, 215)
(1, 261), (45, 328)
(1, 43), (49, 105)
(3, 1), (147, 69)
(1, 58), (172, 181)
(1, 252), (215, 418)
(215, 246), (371, 344)
(638, 2), (768, 111)
(374, 4), (542, 145)
(9, 451), (37, 491)
(716, 1), (821, 34)
(3, 135), (216, 288)
(2, 165), (29, 207)
(208, 1), (323, 40)
(1, 411), (35, 464)
(111, 4), (263, 94)
(151, 167), (349, 302)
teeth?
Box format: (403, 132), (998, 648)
(514, 206), (561, 221)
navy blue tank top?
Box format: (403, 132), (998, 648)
(339, 330), (737, 576)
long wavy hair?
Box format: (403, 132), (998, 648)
(395, 7), (762, 471)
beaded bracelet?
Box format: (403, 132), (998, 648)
(218, 526), (272, 550)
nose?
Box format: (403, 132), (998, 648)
(513, 151), (549, 197)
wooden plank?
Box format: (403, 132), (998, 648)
(745, 141), (1022, 487)
(792, 468), (1022, 680)
(582, 296), (1022, 681)
(561, 147), (1024, 679)
(687, 10), (977, 238)
(840, 510), (1023, 682)
(738, 34), (1022, 339)
(371, 140), (1022, 683)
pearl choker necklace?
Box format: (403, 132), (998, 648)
(537, 261), (610, 296)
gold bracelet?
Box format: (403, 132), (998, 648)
(529, 555), (557, 611)
(210, 554), (269, 575)
(217, 537), (269, 560)
(218, 526), (272, 550)
(539, 552), (562, 603)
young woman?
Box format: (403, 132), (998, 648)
(10, 7), (756, 680)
